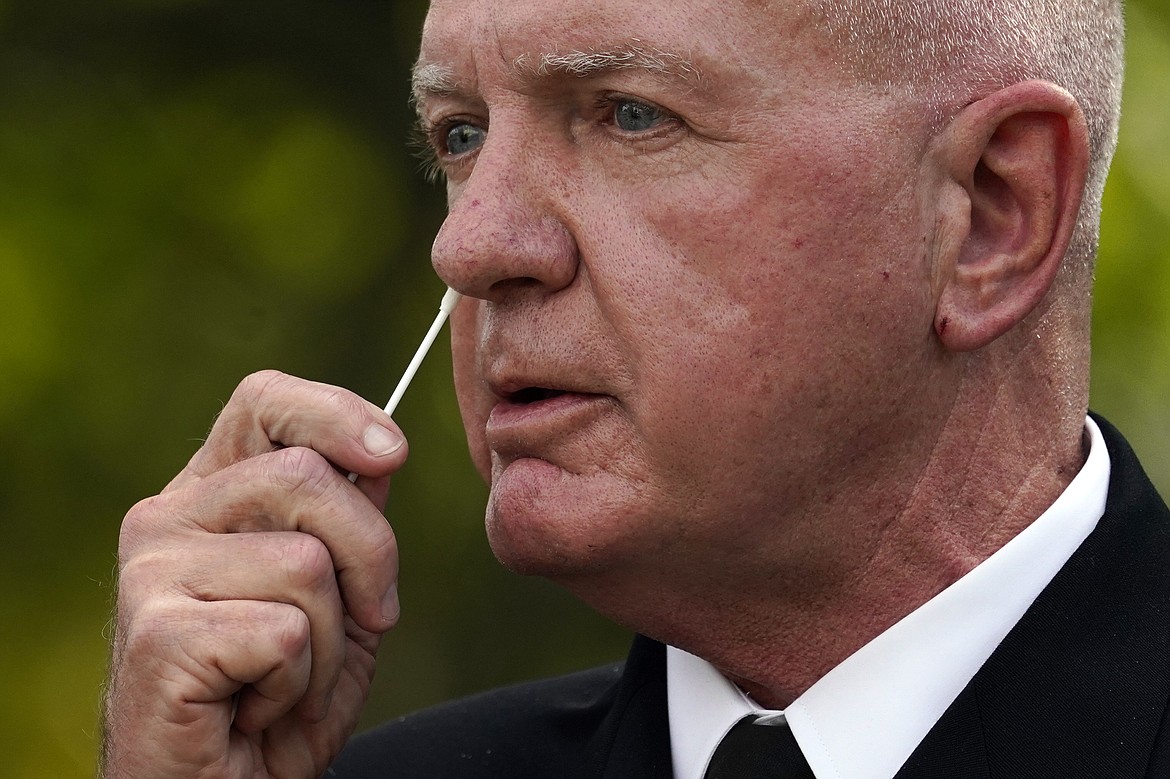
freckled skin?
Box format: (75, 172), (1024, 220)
(97, 3), (1095, 767)
(420, 0), (1089, 705)
(423, 0), (944, 628)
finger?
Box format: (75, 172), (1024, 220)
(260, 618), (383, 778)
(122, 447), (400, 633)
(353, 472), (393, 511)
(114, 598), (312, 750)
(195, 600), (313, 735)
(169, 370), (409, 493)
(121, 529), (349, 722)
(225, 608), (314, 735)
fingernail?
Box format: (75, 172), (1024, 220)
(382, 585), (400, 625)
(363, 424), (404, 457)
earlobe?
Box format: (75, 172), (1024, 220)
(929, 81), (1089, 352)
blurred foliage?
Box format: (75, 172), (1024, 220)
(0, 1), (1167, 776)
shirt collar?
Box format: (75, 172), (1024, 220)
(668, 417), (1110, 779)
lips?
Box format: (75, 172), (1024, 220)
(484, 374), (611, 455)
(487, 373), (596, 407)
(478, 328), (622, 456)
(503, 386), (567, 405)
(488, 382), (601, 425)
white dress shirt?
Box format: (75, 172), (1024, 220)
(668, 417), (1111, 779)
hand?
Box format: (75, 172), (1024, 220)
(101, 371), (408, 779)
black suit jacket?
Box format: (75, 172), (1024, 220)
(330, 416), (1170, 778)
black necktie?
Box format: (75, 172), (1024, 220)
(703, 714), (816, 779)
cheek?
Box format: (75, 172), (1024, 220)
(635, 114), (925, 355)
(582, 118), (929, 499)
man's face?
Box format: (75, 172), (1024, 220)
(417, 0), (943, 592)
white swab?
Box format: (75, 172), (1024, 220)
(349, 287), (462, 482)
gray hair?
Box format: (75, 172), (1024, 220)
(519, 43), (702, 81)
(810, 0), (1125, 275)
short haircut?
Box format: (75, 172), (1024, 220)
(809, 0), (1125, 275)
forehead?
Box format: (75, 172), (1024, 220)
(417, 0), (818, 91)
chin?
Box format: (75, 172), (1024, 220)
(484, 498), (687, 646)
(484, 502), (605, 578)
(482, 484), (639, 582)
(480, 451), (674, 584)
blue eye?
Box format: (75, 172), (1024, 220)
(445, 123), (486, 155)
(614, 100), (665, 132)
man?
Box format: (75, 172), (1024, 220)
(102, 0), (1169, 777)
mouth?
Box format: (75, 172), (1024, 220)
(486, 380), (608, 442)
(505, 386), (568, 405)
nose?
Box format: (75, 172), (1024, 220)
(431, 130), (579, 303)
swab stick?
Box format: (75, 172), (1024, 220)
(349, 287), (461, 482)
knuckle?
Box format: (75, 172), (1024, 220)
(270, 604), (311, 658)
(367, 521), (400, 571)
(269, 446), (336, 497)
(117, 547), (172, 594)
(233, 369), (289, 407)
(280, 534), (336, 594)
(115, 548), (205, 640)
(197, 370), (293, 466)
(319, 384), (369, 421)
(219, 370), (290, 429)
(118, 495), (168, 561)
(118, 599), (188, 659)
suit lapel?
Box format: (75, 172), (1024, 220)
(898, 415), (1170, 778)
(585, 634), (674, 779)
(895, 682), (991, 779)
(597, 420), (1170, 779)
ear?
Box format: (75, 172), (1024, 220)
(928, 80), (1090, 352)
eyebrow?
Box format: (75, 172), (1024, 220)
(522, 43), (703, 81)
(411, 62), (459, 105)
(411, 42), (704, 106)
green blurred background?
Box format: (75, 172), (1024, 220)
(1, 1), (1168, 776)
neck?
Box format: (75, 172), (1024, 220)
(728, 401), (1086, 707)
(565, 357), (1089, 709)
